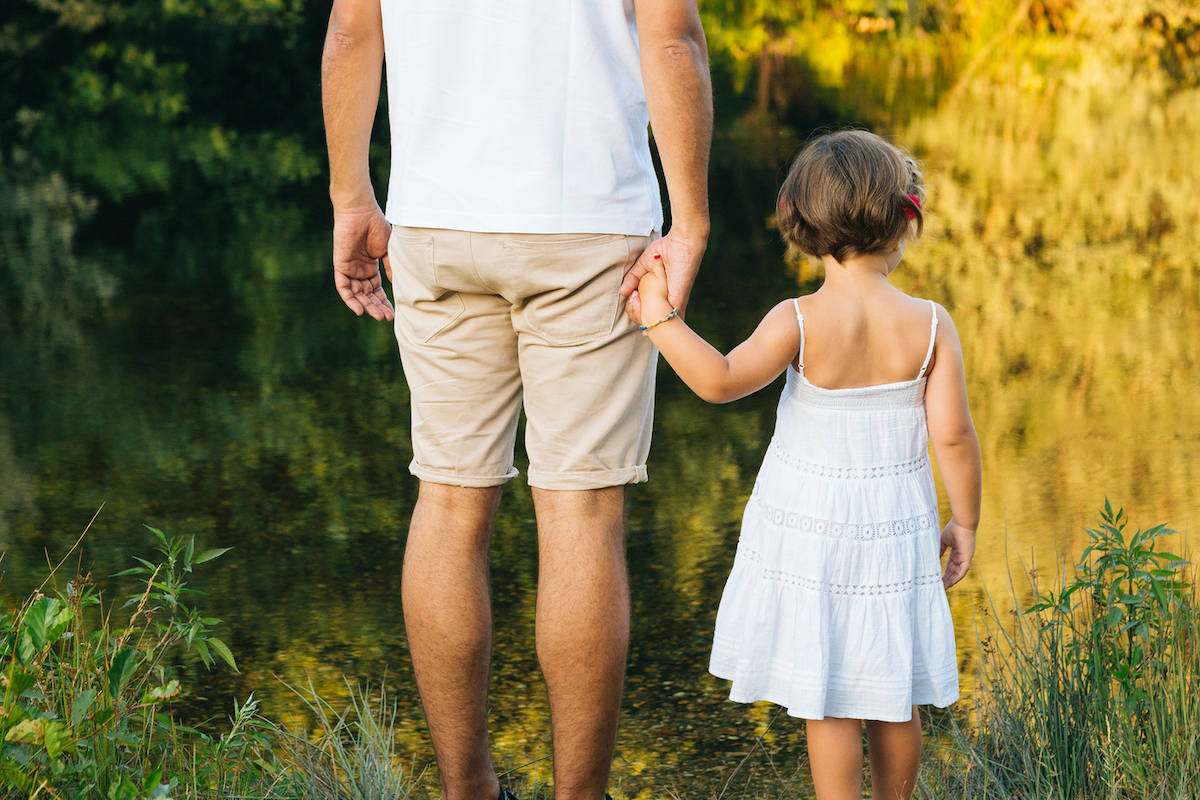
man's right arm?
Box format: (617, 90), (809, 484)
(621, 0), (712, 313)
(322, 0), (394, 321)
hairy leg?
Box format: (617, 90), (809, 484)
(532, 486), (629, 800)
(866, 709), (922, 800)
(402, 482), (504, 800)
(806, 717), (865, 800)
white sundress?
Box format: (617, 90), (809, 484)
(708, 298), (959, 722)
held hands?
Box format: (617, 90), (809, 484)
(333, 205), (395, 321)
(939, 519), (976, 589)
(625, 253), (675, 330)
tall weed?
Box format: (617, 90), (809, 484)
(920, 501), (1200, 799)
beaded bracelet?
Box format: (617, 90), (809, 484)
(639, 307), (679, 333)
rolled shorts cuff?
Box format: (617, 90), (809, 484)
(408, 459), (518, 488)
(527, 464), (648, 491)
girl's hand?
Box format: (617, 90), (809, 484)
(939, 519), (976, 589)
(637, 256), (674, 320)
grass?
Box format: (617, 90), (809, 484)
(3, 501), (1198, 798)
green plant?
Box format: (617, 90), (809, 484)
(0, 524), (245, 799)
(918, 502), (1200, 799)
(275, 679), (419, 800)
(173, 693), (291, 800)
(1030, 499), (1192, 719)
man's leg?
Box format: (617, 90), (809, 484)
(492, 230), (654, 799)
(402, 481), (504, 800)
(532, 486), (629, 800)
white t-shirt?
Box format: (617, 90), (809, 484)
(379, 0), (663, 235)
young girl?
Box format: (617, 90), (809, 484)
(631, 130), (981, 800)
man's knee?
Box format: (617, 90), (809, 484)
(416, 481), (503, 518)
(531, 485), (625, 523)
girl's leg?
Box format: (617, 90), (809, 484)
(865, 707), (922, 800)
(805, 717), (863, 800)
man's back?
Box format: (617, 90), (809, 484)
(380, 0), (662, 235)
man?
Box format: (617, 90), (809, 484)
(321, 2), (711, 798)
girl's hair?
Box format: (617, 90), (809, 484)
(777, 129), (925, 262)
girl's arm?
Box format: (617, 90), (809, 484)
(924, 304), (982, 588)
(634, 259), (800, 403)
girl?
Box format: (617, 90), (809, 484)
(630, 130), (981, 800)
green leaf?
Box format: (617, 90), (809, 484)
(110, 729), (143, 748)
(207, 638), (238, 672)
(5, 669), (36, 700)
(4, 718), (44, 745)
(194, 639), (211, 667)
(141, 767), (162, 792)
(148, 778), (173, 799)
(71, 689), (96, 728)
(107, 648), (139, 700)
(0, 758), (32, 792)
(194, 547), (232, 565)
(2, 703), (30, 733)
(145, 524), (168, 548)
(146, 680), (180, 701)
(20, 597), (66, 652)
(42, 720), (70, 759)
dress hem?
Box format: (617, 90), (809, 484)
(708, 658), (959, 722)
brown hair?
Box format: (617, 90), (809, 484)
(777, 129), (925, 262)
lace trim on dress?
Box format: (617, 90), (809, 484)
(751, 493), (938, 540)
(768, 440), (929, 479)
(738, 545), (943, 595)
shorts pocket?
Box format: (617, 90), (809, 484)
(505, 234), (632, 346)
(389, 227), (465, 343)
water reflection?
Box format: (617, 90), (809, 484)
(2, 63), (1199, 800)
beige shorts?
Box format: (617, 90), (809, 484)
(389, 226), (657, 490)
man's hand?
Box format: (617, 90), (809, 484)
(626, 253), (674, 327)
(619, 230), (705, 324)
(939, 519), (976, 589)
(333, 205), (394, 321)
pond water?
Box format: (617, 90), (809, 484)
(2, 75), (1198, 800)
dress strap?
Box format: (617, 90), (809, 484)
(792, 298), (806, 370)
(917, 299), (938, 379)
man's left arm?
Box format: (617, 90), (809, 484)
(322, 0), (394, 321)
(620, 0), (712, 317)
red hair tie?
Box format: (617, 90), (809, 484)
(903, 193), (921, 220)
